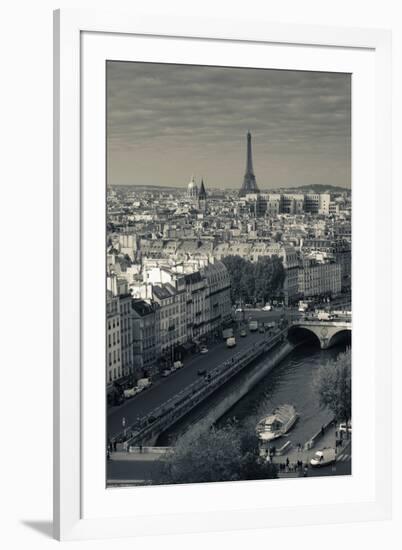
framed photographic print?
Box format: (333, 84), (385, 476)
(54, 9), (392, 541)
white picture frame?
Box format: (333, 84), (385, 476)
(53, 8), (392, 541)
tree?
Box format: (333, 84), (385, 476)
(254, 256), (285, 304)
(312, 348), (351, 429)
(152, 423), (277, 485)
(222, 255), (285, 305)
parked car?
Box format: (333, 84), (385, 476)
(162, 369), (172, 377)
(248, 320), (258, 332)
(226, 337), (236, 348)
(310, 448), (336, 467)
(123, 386), (140, 399)
(262, 304), (272, 311)
(137, 377), (152, 389)
(240, 329), (247, 337)
(235, 307), (243, 313)
(197, 368), (207, 376)
(200, 346), (208, 354)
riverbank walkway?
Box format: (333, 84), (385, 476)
(269, 425), (351, 477)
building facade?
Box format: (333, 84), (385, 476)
(298, 259), (342, 298)
(152, 282), (187, 363)
(131, 300), (161, 376)
(184, 270), (209, 342)
(106, 292), (122, 384)
(201, 261), (232, 335)
(119, 293), (134, 379)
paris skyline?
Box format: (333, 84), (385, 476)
(107, 61), (351, 190)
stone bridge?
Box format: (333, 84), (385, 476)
(288, 318), (352, 349)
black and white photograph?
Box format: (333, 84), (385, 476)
(105, 61), (352, 487)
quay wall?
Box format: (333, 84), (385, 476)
(174, 341), (297, 441)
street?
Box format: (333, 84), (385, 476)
(107, 325), (273, 438)
(107, 455), (162, 484)
(234, 307), (299, 324)
(106, 450), (351, 484)
(308, 453), (351, 477)
(107, 448), (351, 484)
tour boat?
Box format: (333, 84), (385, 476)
(256, 404), (298, 442)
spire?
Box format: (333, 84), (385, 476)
(199, 178), (207, 198)
(239, 131), (259, 196)
(198, 178), (207, 212)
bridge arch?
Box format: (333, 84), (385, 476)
(287, 325), (321, 348)
(327, 329), (351, 349)
(288, 322), (351, 350)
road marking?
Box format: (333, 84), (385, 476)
(338, 454), (351, 462)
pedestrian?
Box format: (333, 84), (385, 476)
(321, 425), (325, 437)
(139, 444), (143, 453)
(113, 440), (117, 452)
(286, 457), (289, 468)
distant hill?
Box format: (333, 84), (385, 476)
(113, 184), (183, 192)
(263, 184), (349, 194)
(112, 183), (349, 194)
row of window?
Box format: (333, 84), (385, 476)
(108, 349), (120, 366)
(108, 332), (120, 347)
(107, 317), (119, 331)
(108, 366), (121, 382)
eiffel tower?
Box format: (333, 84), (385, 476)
(239, 131), (260, 196)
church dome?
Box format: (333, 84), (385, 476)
(187, 176), (198, 198)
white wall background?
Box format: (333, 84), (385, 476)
(0, 0), (400, 548)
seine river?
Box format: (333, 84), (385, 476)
(216, 340), (350, 446)
(160, 338), (350, 446)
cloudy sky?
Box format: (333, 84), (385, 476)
(107, 61), (351, 190)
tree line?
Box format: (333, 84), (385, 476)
(313, 347), (351, 427)
(152, 422), (277, 485)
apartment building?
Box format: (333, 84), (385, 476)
(298, 258), (341, 298)
(106, 291), (121, 384)
(130, 300), (161, 376)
